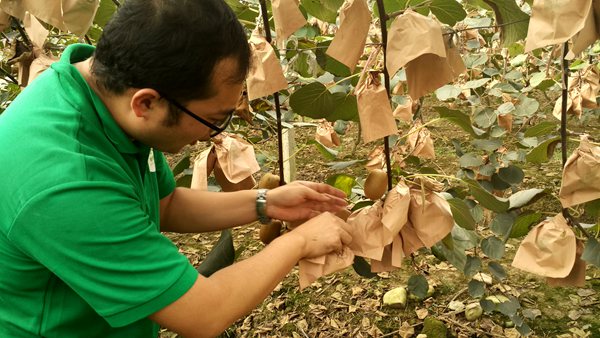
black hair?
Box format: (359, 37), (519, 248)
(92, 0), (250, 104)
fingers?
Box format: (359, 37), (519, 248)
(294, 181), (347, 199)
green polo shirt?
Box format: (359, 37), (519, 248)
(0, 44), (198, 337)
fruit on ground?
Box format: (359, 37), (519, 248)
(465, 303), (483, 321)
(383, 287), (407, 308)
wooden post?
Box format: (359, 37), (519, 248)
(282, 127), (297, 182)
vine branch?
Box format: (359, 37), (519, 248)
(375, 0), (394, 191)
(559, 42), (592, 239)
(258, 0), (285, 185)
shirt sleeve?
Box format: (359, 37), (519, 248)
(7, 181), (198, 327)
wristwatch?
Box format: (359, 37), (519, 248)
(256, 189), (271, 224)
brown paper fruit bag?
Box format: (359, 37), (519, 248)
(405, 36), (466, 100)
(512, 213), (577, 278)
(326, 0), (371, 72)
(191, 134), (260, 192)
(392, 96), (414, 122)
(299, 246), (354, 289)
(400, 220), (426, 256)
(407, 189), (454, 249)
(355, 72), (398, 143)
(347, 201), (386, 260)
(386, 10), (446, 78)
(406, 122), (435, 159)
(1, 0), (98, 36)
(247, 32), (288, 100)
(315, 120), (341, 148)
(547, 239), (587, 287)
(272, 0), (306, 47)
(371, 235), (404, 272)
(525, 0), (593, 52)
(559, 135), (600, 207)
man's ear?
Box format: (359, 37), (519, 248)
(130, 88), (162, 119)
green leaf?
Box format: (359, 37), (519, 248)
(459, 153), (484, 168)
(435, 85), (462, 101)
(498, 165), (524, 185)
(171, 153), (191, 176)
(525, 137), (561, 164)
(300, 0), (343, 23)
(469, 279), (486, 298)
(509, 54), (527, 67)
(582, 238), (600, 267)
(491, 173), (512, 191)
(326, 173), (356, 197)
(497, 102), (515, 115)
(196, 230), (235, 277)
(448, 198), (476, 230)
(480, 298), (496, 314)
(408, 274), (429, 299)
(497, 296), (520, 316)
(315, 40), (352, 76)
(481, 236), (505, 259)
(94, 0), (118, 28)
(474, 108), (497, 129)
(524, 121), (558, 137)
(490, 212), (516, 239)
(464, 255), (482, 277)
(429, 0), (467, 26)
(514, 96), (539, 117)
(309, 139), (338, 160)
(488, 261), (507, 280)
(352, 256), (379, 278)
(585, 199), (600, 218)
(176, 171), (193, 188)
(463, 178), (510, 212)
(463, 54), (488, 68)
(226, 0), (259, 23)
(434, 106), (484, 138)
(472, 139), (502, 152)
(516, 323), (532, 336)
(329, 94), (359, 122)
(508, 188), (547, 209)
(464, 78), (491, 89)
(482, 0), (529, 46)
(510, 212), (542, 238)
(290, 82), (340, 119)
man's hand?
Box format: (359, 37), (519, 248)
(264, 181), (347, 221)
(282, 212), (353, 259)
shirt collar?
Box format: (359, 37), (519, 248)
(52, 44), (143, 154)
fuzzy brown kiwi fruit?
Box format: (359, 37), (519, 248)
(364, 169), (388, 200)
(335, 208), (352, 221)
(259, 220), (282, 244)
(258, 172), (280, 189)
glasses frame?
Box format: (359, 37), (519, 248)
(159, 93), (233, 137)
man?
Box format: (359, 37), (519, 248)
(0, 0), (353, 337)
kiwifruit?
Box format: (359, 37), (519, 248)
(335, 208), (351, 221)
(364, 169), (388, 200)
(259, 220), (282, 244)
(258, 172), (280, 189)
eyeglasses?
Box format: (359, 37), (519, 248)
(160, 93), (233, 137)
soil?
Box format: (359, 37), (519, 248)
(159, 107), (600, 337)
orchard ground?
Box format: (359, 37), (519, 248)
(162, 107), (600, 338)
